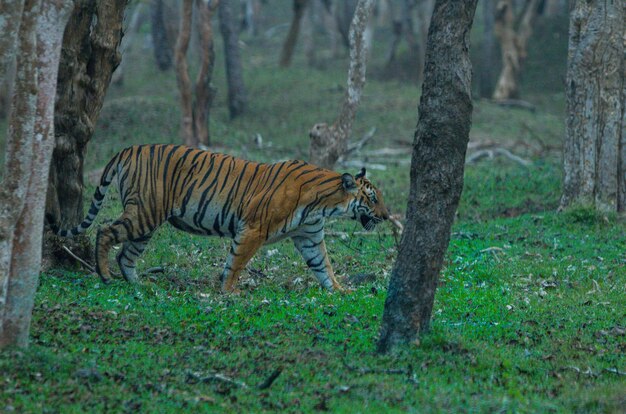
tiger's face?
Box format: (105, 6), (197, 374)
(341, 168), (389, 231)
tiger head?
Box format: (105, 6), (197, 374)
(341, 168), (389, 231)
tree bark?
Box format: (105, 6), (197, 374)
(174, 0), (194, 146)
(151, 0), (173, 71)
(44, 0), (127, 268)
(0, 0), (38, 340)
(377, 0), (477, 353)
(309, 0), (374, 169)
(218, 0), (247, 118)
(279, 0), (310, 67)
(0, 0), (25, 119)
(560, 0), (625, 212)
(193, 0), (218, 147)
(174, 0), (219, 148)
(492, 0), (539, 100)
(1, 0), (73, 349)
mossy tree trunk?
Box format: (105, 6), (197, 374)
(560, 0), (626, 212)
(44, 0), (127, 268)
(218, 0), (247, 119)
(377, 0), (478, 353)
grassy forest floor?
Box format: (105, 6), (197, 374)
(1, 6), (625, 413)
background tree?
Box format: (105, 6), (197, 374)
(279, 0), (310, 68)
(492, 0), (539, 100)
(174, 0), (219, 147)
(218, 0), (247, 118)
(151, 0), (174, 71)
(44, 0), (127, 267)
(308, 0), (375, 170)
(377, 0), (478, 353)
(479, 0), (497, 98)
(560, 0), (625, 212)
(0, 0), (74, 349)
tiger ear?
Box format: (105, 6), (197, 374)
(355, 168), (366, 180)
(341, 173), (358, 194)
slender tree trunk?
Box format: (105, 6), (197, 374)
(193, 0), (218, 147)
(560, 0), (625, 212)
(175, 0), (195, 146)
(279, 0), (310, 67)
(218, 0), (247, 118)
(113, 2), (146, 85)
(175, 0), (219, 148)
(44, 0), (127, 268)
(492, 0), (539, 100)
(479, 0), (497, 98)
(377, 0), (478, 353)
(1, 0), (73, 349)
(309, 0), (375, 169)
(151, 0), (173, 71)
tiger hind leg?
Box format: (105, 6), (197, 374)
(116, 235), (152, 283)
(220, 233), (263, 293)
(96, 206), (156, 284)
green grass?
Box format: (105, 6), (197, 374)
(1, 6), (625, 413)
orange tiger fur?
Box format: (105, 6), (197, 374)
(48, 144), (389, 292)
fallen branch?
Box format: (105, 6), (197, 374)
(603, 367), (626, 377)
(62, 245), (95, 273)
(340, 160), (387, 170)
(466, 148), (532, 167)
(344, 127), (376, 156)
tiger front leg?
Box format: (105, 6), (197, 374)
(220, 233), (263, 293)
(292, 235), (343, 292)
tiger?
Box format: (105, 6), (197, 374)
(48, 144), (389, 293)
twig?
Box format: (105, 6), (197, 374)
(187, 371), (249, 389)
(345, 127), (376, 155)
(62, 245), (95, 273)
(257, 368), (283, 390)
(466, 148), (531, 167)
(603, 367), (626, 377)
(388, 215), (404, 234)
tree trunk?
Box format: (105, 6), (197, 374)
(492, 0), (539, 100)
(560, 0), (625, 212)
(1, 0), (73, 349)
(113, 2), (147, 85)
(309, 0), (375, 169)
(151, 0), (173, 71)
(0, 0), (25, 119)
(193, 0), (218, 147)
(279, 0), (310, 67)
(218, 0), (247, 119)
(377, 0), (477, 353)
(44, 0), (127, 268)
(175, 0), (219, 148)
(479, 0), (497, 98)
(174, 0), (195, 146)
(0, 0), (38, 340)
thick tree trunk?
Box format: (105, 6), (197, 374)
(560, 0), (625, 212)
(479, 0), (497, 98)
(279, 0), (310, 67)
(44, 0), (127, 268)
(0, 0), (38, 339)
(309, 0), (374, 169)
(377, 0), (477, 353)
(151, 0), (173, 71)
(492, 0), (539, 100)
(218, 0), (247, 118)
(1, 0), (73, 349)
